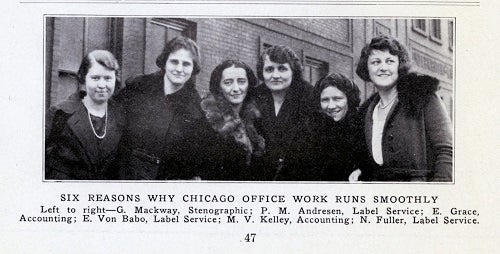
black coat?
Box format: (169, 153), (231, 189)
(197, 95), (266, 181)
(254, 81), (313, 181)
(114, 72), (204, 180)
(45, 93), (124, 180)
(306, 111), (368, 181)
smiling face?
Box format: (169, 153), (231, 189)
(220, 66), (249, 106)
(84, 62), (116, 104)
(262, 55), (293, 93)
(367, 49), (400, 91)
(320, 86), (348, 122)
(164, 48), (194, 87)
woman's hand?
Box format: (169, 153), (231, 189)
(349, 169), (362, 182)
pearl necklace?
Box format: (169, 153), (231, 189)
(378, 93), (398, 109)
(87, 107), (107, 139)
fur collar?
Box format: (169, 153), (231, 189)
(397, 73), (440, 117)
(200, 95), (265, 164)
(360, 73), (440, 117)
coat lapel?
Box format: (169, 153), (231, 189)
(67, 102), (100, 166)
(150, 76), (175, 141)
(364, 95), (378, 156)
(98, 104), (122, 158)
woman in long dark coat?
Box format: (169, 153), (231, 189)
(198, 60), (265, 180)
(254, 45), (313, 181)
(356, 35), (453, 182)
(114, 36), (204, 180)
(307, 73), (367, 181)
(45, 50), (124, 180)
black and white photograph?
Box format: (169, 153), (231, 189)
(1, 1), (498, 253)
(45, 17), (454, 182)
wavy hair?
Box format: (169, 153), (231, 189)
(155, 36), (201, 76)
(256, 45), (304, 87)
(313, 72), (360, 120)
(355, 35), (411, 82)
(77, 49), (120, 85)
(209, 59), (258, 104)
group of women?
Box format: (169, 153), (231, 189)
(45, 35), (453, 182)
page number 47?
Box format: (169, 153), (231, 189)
(244, 233), (256, 242)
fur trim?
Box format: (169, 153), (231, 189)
(397, 73), (440, 117)
(201, 95), (265, 164)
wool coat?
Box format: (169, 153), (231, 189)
(114, 72), (204, 180)
(307, 111), (368, 181)
(360, 73), (453, 182)
(254, 81), (313, 181)
(45, 93), (124, 180)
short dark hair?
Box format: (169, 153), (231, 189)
(313, 72), (361, 117)
(209, 59), (258, 103)
(77, 49), (120, 85)
(155, 36), (201, 76)
(256, 45), (303, 84)
(355, 35), (411, 82)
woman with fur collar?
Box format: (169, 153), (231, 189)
(355, 35), (453, 182)
(199, 60), (265, 180)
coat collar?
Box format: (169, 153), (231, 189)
(66, 100), (121, 166)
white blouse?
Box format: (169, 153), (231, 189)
(371, 97), (397, 165)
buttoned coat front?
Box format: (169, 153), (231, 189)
(360, 73), (453, 182)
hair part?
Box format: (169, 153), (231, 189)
(313, 72), (361, 117)
(256, 45), (303, 84)
(156, 36), (201, 76)
(77, 49), (121, 85)
(355, 35), (411, 82)
(209, 59), (258, 103)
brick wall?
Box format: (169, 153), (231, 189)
(193, 18), (353, 97)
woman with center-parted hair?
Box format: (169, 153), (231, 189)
(114, 36), (204, 180)
(196, 60), (266, 180)
(45, 49), (124, 180)
(254, 45), (314, 181)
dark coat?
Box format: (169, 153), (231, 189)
(197, 95), (266, 180)
(114, 72), (204, 180)
(45, 93), (124, 180)
(307, 111), (368, 181)
(254, 81), (313, 181)
(360, 73), (453, 182)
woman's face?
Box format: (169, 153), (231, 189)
(367, 49), (399, 91)
(262, 55), (293, 92)
(164, 48), (194, 87)
(220, 66), (249, 106)
(320, 86), (348, 122)
(84, 62), (116, 104)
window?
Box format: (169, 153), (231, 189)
(412, 19), (427, 36)
(429, 19), (442, 44)
(303, 57), (328, 87)
(448, 21), (454, 51)
(144, 18), (196, 74)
